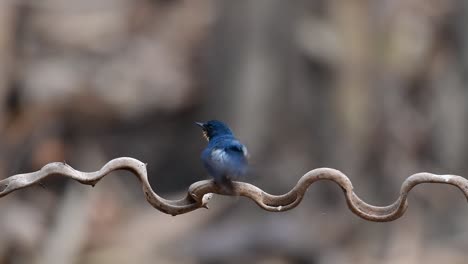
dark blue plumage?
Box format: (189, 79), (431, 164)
(196, 120), (248, 191)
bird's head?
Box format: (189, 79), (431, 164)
(195, 120), (233, 141)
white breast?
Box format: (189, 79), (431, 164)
(211, 149), (228, 162)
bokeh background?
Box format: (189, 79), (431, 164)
(1, 0), (468, 263)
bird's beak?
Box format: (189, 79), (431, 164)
(195, 122), (205, 129)
(195, 121), (210, 141)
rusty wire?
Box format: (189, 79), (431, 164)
(0, 157), (467, 221)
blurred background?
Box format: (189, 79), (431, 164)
(1, 0), (468, 263)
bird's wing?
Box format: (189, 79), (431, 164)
(225, 142), (249, 158)
(204, 142), (248, 179)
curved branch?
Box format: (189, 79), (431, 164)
(0, 157), (467, 221)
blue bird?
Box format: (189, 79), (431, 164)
(196, 120), (248, 192)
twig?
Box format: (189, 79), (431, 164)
(0, 157), (467, 221)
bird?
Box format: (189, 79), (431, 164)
(196, 120), (248, 193)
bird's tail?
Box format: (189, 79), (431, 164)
(216, 176), (235, 195)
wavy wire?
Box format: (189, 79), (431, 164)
(0, 157), (467, 221)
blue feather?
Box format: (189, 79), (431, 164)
(197, 120), (248, 190)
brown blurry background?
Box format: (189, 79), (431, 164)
(1, 0), (468, 263)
